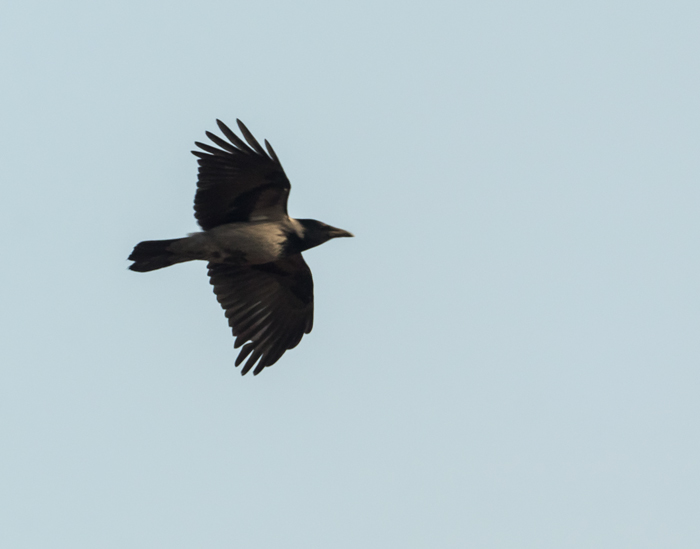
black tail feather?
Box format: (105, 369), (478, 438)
(128, 238), (188, 272)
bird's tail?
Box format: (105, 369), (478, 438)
(128, 238), (191, 272)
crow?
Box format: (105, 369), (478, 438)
(128, 119), (353, 375)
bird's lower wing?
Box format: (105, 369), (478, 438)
(208, 254), (314, 375)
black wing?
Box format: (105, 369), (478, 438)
(192, 119), (290, 230)
(208, 254), (314, 375)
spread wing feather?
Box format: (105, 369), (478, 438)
(208, 254), (314, 375)
(192, 119), (290, 229)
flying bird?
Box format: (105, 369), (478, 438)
(128, 119), (353, 375)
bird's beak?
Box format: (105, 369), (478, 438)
(329, 226), (354, 238)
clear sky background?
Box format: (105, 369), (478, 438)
(2, 1), (700, 547)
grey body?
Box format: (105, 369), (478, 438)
(173, 218), (303, 265)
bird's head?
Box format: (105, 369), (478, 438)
(296, 219), (354, 251)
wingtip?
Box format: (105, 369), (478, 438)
(236, 119), (266, 155)
(264, 139), (281, 164)
(216, 118), (232, 134)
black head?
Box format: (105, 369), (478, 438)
(295, 219), (354, 252)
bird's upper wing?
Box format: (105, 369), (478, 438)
(192, 119), (290, 230)
(208, 254), (314, 375)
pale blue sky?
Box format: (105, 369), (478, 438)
(2, 1), (700, 547)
